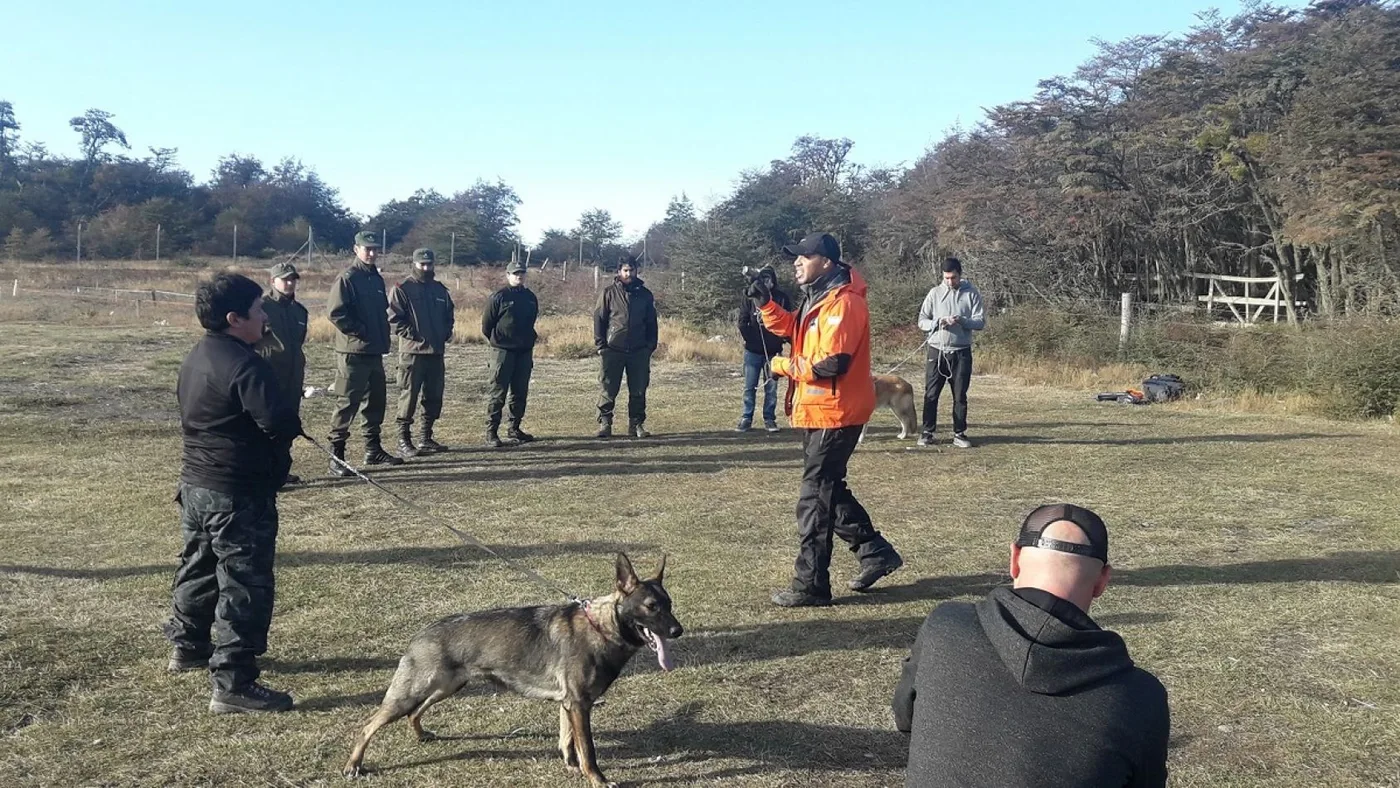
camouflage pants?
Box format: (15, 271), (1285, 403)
(162, 483), (279, 692)
(328, 352), (386, 443)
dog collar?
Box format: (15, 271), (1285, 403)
(579, 599), (608, 636)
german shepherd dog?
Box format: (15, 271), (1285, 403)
(344, 553), (682, 787)
(859, 374), (919, 443)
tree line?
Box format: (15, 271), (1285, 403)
(4, 1), (1397, 323)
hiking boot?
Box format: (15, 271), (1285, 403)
(397, 429), (421, 459)
(848, 554), (905, 592)
(167, 647), (210, 673)
(952, 432), (973, 449)
(764, 420), (780, 433)
(917, 431), (934, 447)
(736, 419), (752, 432)
(209, 682), (294, 714)
(505, 424), (535, 443)
(329, 441), (353, 478)
(418, 422), (447, 453)
(485, 427), (518, 448)
(595, 420), (613, 439)
(771, 590), (832, 608)
(364, 442), (404, 466)
(630, 422), (651, 439)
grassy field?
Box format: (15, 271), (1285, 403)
(1, 302), (1398, 787)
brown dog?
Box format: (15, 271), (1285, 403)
(343, 553), (682, 787)
(860, 374), (918, 443)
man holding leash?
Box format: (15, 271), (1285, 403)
(736, 264), (791, 432)
(916, 257), (985, 448)
(388, 248), (455, 457)
(752, 232), (903, 607)
(255, 262), (308, 486)
(165, 273), (300, 713)
(326, 230), (403, 474)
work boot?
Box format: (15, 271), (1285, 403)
(505, 423), (534, 443)
(397, 427), (420, 458)
(167, 646), (210, 673)
(630, 421), (651, 439)
(485, 425), (517, 448)
(364, 440), (404, 466)
(209, 682), (294, 714)
(595, 419), (613, 439)
(419, 421), (447, 453)
(848, 553), (905, 592)
(770, 589), (832, 608)
(329, 441), (353, 478)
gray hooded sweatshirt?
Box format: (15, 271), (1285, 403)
(893, 586), (1170, 788)
(917, 281), (986, 351)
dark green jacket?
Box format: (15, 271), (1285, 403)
(482, 285), (538, 351)
(388, 276), (455, 355)
(594, 277), (658, 354)
(255, 289), (308, 400)
(327, 261), (391, 355)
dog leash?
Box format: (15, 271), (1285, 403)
(882, 344), (924, 376)
(299, 433), (581, 603)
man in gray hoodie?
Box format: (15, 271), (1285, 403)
(915, 257), (985, 447)
(892, 504), (1170, 787)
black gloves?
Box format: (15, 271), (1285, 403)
(746, 277), (772, 308)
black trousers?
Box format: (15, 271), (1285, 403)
(597, 348), (651, 425)
(486, 348), (534, 428)
(792, 425), (898, 599)
(163, 483), (279, 692)
(922, 347), (972, 434)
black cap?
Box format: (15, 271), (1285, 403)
(782, 232), (841, 263)
(1015, 503), (1109, 563)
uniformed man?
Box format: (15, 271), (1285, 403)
(481, 258), (539, 447)
(593, 254), (658, 438)
(388, 248), (455, 457)
(256, 262), (308, 485)
(325, 230), (402, 474)
(165, 272), (300, 713)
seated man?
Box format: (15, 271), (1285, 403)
(893, 504), (1169, 787)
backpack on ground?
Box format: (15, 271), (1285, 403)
(1141, 374), (1186, 403)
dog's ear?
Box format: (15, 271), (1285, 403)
(652, 554), (667, 584)
(614, 552), (639, 594)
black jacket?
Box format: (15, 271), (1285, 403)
(594, 277), (658, 354)
(893, 586), (1170, 788)
(255, 289), (308, 401)
(327, 261), (391, 355)
(178, 332), (303, 497)
(737, 287), (791, 356)
(389, 275), (455, 355)
(482, 284), (539, 351)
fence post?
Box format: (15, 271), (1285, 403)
(1119, 292), (1132, 353)
(681, 271), (687, 292)
(12, 279), (18, 297)
(593, 264), (599, 290)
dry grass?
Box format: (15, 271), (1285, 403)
(1, 269), (1398, 787)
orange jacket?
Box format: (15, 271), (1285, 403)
(759, 264), (875, 428)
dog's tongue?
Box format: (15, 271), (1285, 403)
(650, 631), (675, 672)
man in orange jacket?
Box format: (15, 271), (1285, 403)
(753, 232), (904, 607)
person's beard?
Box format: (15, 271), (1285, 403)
(415, 267), (435, 282)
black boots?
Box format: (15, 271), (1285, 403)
(397, 426), (420, 459)
(329, 441), (353, 478)
(485, 422), (518, 449)
(595, 419), (613, 439)
(419, 420), (447, 453)
(629, 421), (651, 438)
(505, 422), (534, 443)
(364, 439), (404, 466)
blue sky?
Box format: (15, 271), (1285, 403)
(3, 0), (1263, 243)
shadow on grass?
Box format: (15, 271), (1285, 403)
(847, 550), (1400, 607)
(975, 431), (1344, 447)
(0, 540), (645, 581)
(375, 700), (904, 781)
